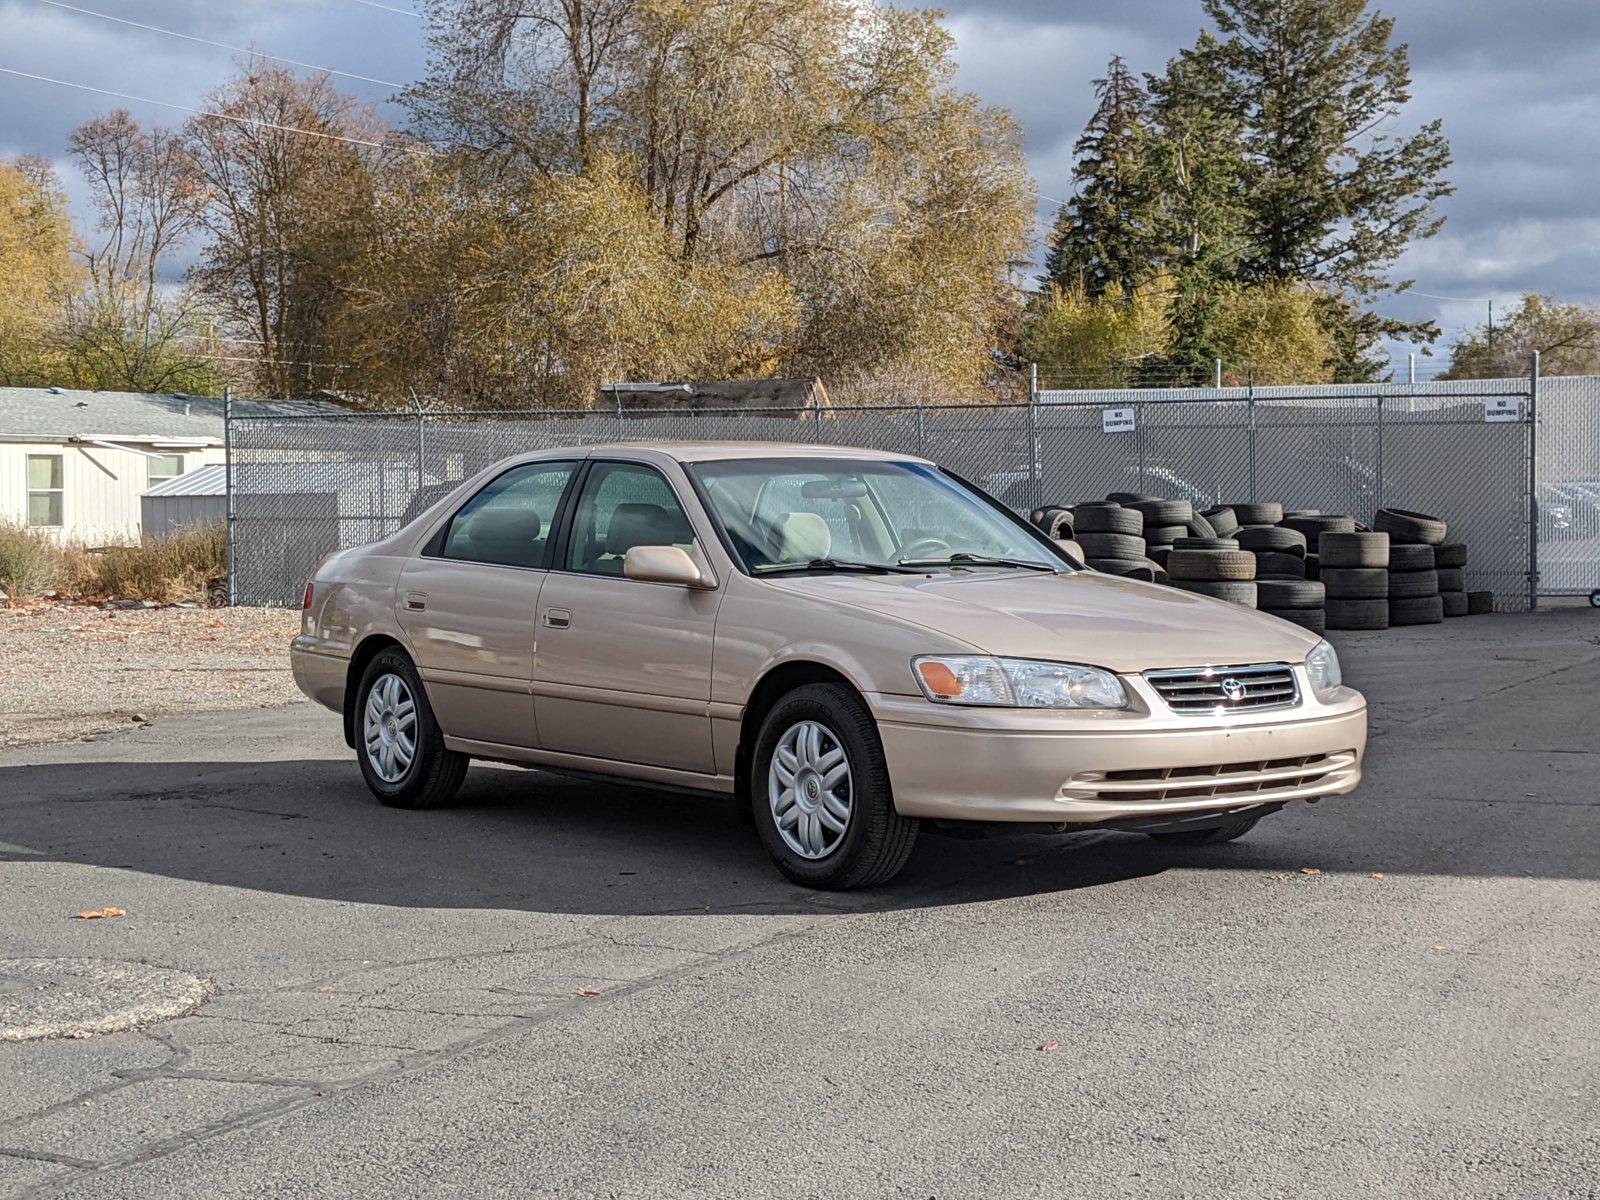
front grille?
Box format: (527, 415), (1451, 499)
(1144, 662), (1299, 713)
(1064, 750), (1359, 804)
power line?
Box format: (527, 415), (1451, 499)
(0, 67), (384, 148)
(348, 0), (423, 16)
(34, 0), (405, 89)
(1405, 290), (1494, 303)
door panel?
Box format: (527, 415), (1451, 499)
(533, 460), (719, 774)
(394, 458), (579, 748)
(397, 558), (542, 747)
(533, 573), (719, 772)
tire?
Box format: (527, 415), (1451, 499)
(1147, 813), (1262, 846)
(355, 649), (469, 809)
(1144, 524), (1189, 545)
(751, 683), (918, 889)
(1388, 568), (1440, 599)
(1284, 509), (1322, 517)
(1088, 557), (1156, 581)
(1107, 491), (1157, 504)
(1267, 606), (1327, 634)
(1319, 531), (1390, 568)
(1391, 594), (1445, 625)
(1044, 509), (1075, 539)
(1185, 514), (1218, 540)
(1166, 548), (1257, 581)
(1389, 544), (1435, 571)
(1147, 545), (1171, 566)
(1321, 567), (1387, 599)
(1173, 536), (1239, 550)
(1304, 553), (1320, 582)
(1130, 499), (1194, 526)
(1436, 567), (1465, 592)
(1282, 514), (1356, 545)
(1467, 590), (1494, 614)
(1255, 578), (1325, 609)
(1236, 525), (1308, 556)
(1442, 590), (1469, 618)
(1435, 543), (1468, 569)
(1073, 506), (1143, 535)
(1030, 505), (1070, 533)
(1229, 501), (1284, 525)
(1202, 506), (1240, 536)
(1326, 597), (1389, 630)
(1171, 579), (1257, 607)
(1076, 531), (1145, 559)
(1374, 507), (1448, 545)
(1255, 551), (1306, 579)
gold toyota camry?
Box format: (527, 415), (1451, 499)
(291, 443), (1367, 888)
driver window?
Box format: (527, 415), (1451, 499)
(564, 462), (696, 575)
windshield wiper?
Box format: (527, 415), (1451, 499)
(762, 558), (929, 576)
(897, 553), (1060, 572)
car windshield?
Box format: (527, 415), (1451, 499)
(688, 457), (1070, 575)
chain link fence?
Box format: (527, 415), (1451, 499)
(228, 374), (1600, 609)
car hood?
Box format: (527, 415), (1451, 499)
(763, 570), (1318, 673)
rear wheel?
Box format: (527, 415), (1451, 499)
(355, 649), (469, 809)
(1147, 814), (1262, 846)
(751, 684), (918, 889)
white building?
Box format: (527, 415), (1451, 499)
(0, 387), (229, 543)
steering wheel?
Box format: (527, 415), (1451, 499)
(898, 536), (953, 562)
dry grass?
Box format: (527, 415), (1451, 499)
(0, 522), (226, 604)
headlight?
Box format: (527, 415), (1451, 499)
(912, 655), (1128, 709)
(1304, 639), (1342, 699)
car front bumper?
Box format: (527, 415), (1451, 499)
(870, 680), (1367, 825)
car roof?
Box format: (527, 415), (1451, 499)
(571, 441), (931, 465)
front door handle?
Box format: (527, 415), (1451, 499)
(404, 592), (427, 611)
(543, 608), (571, 629)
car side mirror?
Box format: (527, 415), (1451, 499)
(1055, 537), (1086, 568)
(624, 545), (712, 588)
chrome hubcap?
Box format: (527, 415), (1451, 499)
(768, 720), (852, 860)
(363, 673), (417, 784)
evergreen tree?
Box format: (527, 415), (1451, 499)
(1043, 56), (1157, 303)
(1180, 0), (1453, 376)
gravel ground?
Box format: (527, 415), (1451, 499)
(0, 606), (303, 750)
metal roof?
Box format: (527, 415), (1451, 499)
(0, 387), (349, 440)
(141, 462), (227, 498)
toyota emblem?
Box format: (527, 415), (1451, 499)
(1220, 677), (1246, 702)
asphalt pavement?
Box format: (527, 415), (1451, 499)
(1, 608), (1597, 1198)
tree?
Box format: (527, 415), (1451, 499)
(1441, 295), (1600, 380)
(0, 157), (80, 386)
(61, 111), (221, 394)
(1180, 0), (1453, 375)
(185, 66), (389, 398)
(1042, 56), (1157, 303)
(1211, 282), (1335, 384)
(1018, 284), (1171, 387)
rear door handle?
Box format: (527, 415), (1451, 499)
(404, 592), (427, 611)
(543, 608), (571, 629)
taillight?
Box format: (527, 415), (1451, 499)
(302, 581), (315, 610)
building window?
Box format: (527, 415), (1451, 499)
(147, 453), (185, 488)
(26, 454), (64, 527)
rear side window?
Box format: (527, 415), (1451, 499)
(563, 462), (696, 575)
(437, 461), (577, 569)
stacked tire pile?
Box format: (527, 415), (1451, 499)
(1197, 502), (1321, 625)
(1319, 530), (1391, 630)
(1064, 501), (1156, 581)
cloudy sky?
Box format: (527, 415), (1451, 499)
(3, 0), (1596, 372)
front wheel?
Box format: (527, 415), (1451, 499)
(355, 649), (469, 809)
(752, 684), (918, 889)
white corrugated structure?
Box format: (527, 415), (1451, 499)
(140, 462), (227, 540)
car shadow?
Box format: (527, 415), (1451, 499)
(2, 748), (1596, 917)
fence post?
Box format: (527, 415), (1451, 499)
(409, 387), (426, 494)
(1246, 370), (1257, 501)
(1213, 358), (1223, 389)
(223, 385), (236, 607)
(915, 402), (926, 458)
(1375, 389), (1385, 509)
(1529, 351), (1540, 611)
(1027, 394), (1040, 506)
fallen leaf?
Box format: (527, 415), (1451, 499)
(74, 907), (125, 920)
(1038, 1041), (1061, 1052)
(576, 988), (601, 998)
(1368, 872), (1386, 879)
(1299, 867), (1322, 876)
(1431, 944), (1449, 952)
